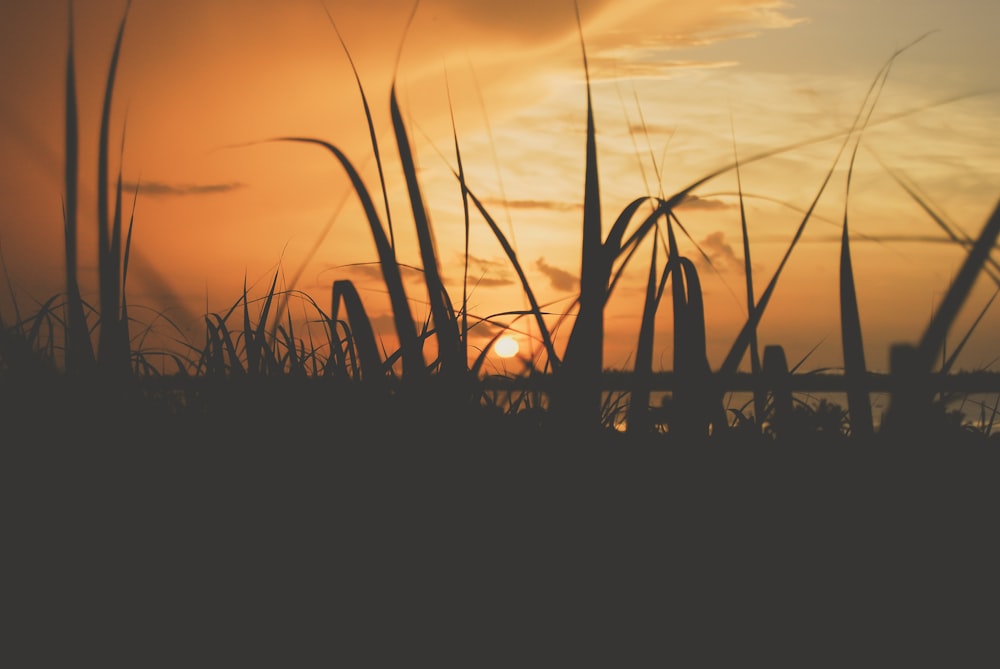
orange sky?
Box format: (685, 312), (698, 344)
(1, 0), (998, 376)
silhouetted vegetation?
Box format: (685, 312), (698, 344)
(2, 2), (998, 451)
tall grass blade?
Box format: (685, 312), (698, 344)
(95, 0), (131, 376)
(63, 2), (95, 374)
(730, 127), (764, 429)
(837, 71), (888, 439)
(553, 3), (604, 427)
(389, 86), (465, 381)
(839, 218), (874, 437)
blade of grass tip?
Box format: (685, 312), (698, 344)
(614, 74), (656, 202)
(390, 85), (465, 380)
(322, 5), (395, 250)
(270, 136), (425, 379)
(63, 1), (94, 374)
(915, 196), (1000, 369)
(555, 0), (605, 427)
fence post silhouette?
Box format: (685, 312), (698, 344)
(762, 345), (793, 440)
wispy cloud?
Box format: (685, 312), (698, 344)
(535, 258), (577, 292)
(589, 53), (739, 81)
(481, 197), (583, 213)
(693, 230), (744, 274)
(677, 194), (735, 211)
(125, 181), (245, 197)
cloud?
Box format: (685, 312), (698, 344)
(535, 257), (577, 292)
(676, 194), (734, 211)
(588, 53), (740, 81)
(126, 181), (245, 197)
(582, 1), (806, 78)
(693, 230), (744, 274)
(480, 197), (583, 213)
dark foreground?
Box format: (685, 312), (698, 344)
(4, 384), (1000, 666)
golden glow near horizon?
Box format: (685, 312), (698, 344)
(0, 0), (998, 375)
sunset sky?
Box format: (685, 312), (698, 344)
(1, 0), (998, 375)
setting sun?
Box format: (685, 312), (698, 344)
(493, 335), (520, 359)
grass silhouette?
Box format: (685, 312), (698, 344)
(3, 3), (995, 448)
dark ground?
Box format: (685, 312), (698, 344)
(4, 380), (1000, 665)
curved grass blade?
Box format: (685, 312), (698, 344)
(321, 7), (396, 250)
(331, 279), (384, 385)
(272, 136), (426, 380)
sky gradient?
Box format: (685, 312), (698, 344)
(1, 0), (998, 375)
